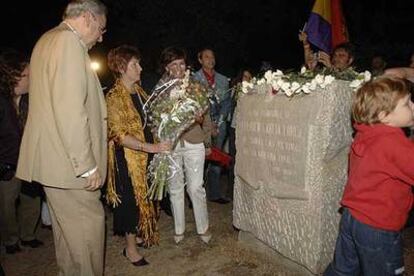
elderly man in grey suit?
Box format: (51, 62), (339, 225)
(16, 0), (108, 275)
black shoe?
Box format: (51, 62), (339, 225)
(122, 248), (149, 266)
(21, 239), (44, 248)
(209, 198), (230, 204)
(5, 243), (21, 254)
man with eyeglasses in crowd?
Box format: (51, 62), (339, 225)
(16, 0), (108, 274)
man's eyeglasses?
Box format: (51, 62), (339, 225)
(89, 11), (106, 35)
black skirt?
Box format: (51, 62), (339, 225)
(112, 93), (154, 235)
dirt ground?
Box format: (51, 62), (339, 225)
(1, 199), (414, 276)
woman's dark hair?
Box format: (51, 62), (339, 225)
(231, 68), (253, 88)
(159, 46), (187, 74)
(107, 45), (141, 78)
(0, 48), (29, 99)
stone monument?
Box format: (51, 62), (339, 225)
(233, 80), (353, 274)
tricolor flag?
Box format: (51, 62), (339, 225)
(304, 0), (349, 53)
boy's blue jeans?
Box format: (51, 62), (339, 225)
(324, 208), (404, 276)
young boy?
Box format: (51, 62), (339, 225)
(324, 77), (414, 276)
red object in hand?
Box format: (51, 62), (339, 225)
(206, 146), (232, 168)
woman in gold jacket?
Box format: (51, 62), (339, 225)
(105, 45), (170, 267)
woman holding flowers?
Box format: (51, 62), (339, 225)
(156, 47), (212, 244)
(105, 45), (170, 266)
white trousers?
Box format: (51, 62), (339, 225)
(41, 200), (52, 226)
(169, 141), (209, 235)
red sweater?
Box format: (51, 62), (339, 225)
(341, 124), (414, 231)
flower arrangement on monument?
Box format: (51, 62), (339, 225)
(144, 70), (209, 200)
(242, 67), (371, 97)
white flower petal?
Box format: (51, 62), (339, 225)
(300, 66), (307, 74)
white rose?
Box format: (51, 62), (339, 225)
(274, 70), (284, 76)
(291, 81), (301, 92)
(364, 71), (371, 82)
(314, 74), (324, 84)
(172, 116), (181, 123)
(271, 80), (280, 91)
(309, 80), (317, 90)
(300, 66), (307, 74)
(350, 79), (362, 88)
(324, 75), (335, 85)
(276, 79), (284, 87)
(284, 89), (293, 97)
(264, 70), (273, 83)
(280, 82), (291, 92)
(301, 84), (311, 94)
(241, 81), (253, 94)
(161, 113), (168, 120)
(169, 87), (181, 99)
(257, 79), (266, 86)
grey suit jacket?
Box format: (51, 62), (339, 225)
(16, 23), (107, 189)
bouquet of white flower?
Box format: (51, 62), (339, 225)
(144, 70), (209, 200)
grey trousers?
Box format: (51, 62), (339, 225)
(0, 177), (41, 245)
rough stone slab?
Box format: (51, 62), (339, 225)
(238, 231), (315, 276)
(233, 81), (353, 274)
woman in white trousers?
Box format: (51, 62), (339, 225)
(158, 47), (212, 244)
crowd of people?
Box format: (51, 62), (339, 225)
(0, 0), (244, 274)
(1, 0), (414, 275)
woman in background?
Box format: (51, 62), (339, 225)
(0, 49), (43, 254)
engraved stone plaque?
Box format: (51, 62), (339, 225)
(233, 81), (353, 274)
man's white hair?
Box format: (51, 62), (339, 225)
(63, 0), (107, 20)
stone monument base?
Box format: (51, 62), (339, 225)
(238, 231), (317, 276)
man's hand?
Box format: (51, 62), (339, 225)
(211, 123), (219, 137)
(318, 51), (332, 68)
(84, 170), (102, 191)
(205, 148), (212, 156)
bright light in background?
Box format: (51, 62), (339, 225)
(91, 61), (100, 71)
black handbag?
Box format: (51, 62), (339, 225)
(0, 163), (16, 181)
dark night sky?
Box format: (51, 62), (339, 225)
(2, 0), (414, 83)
